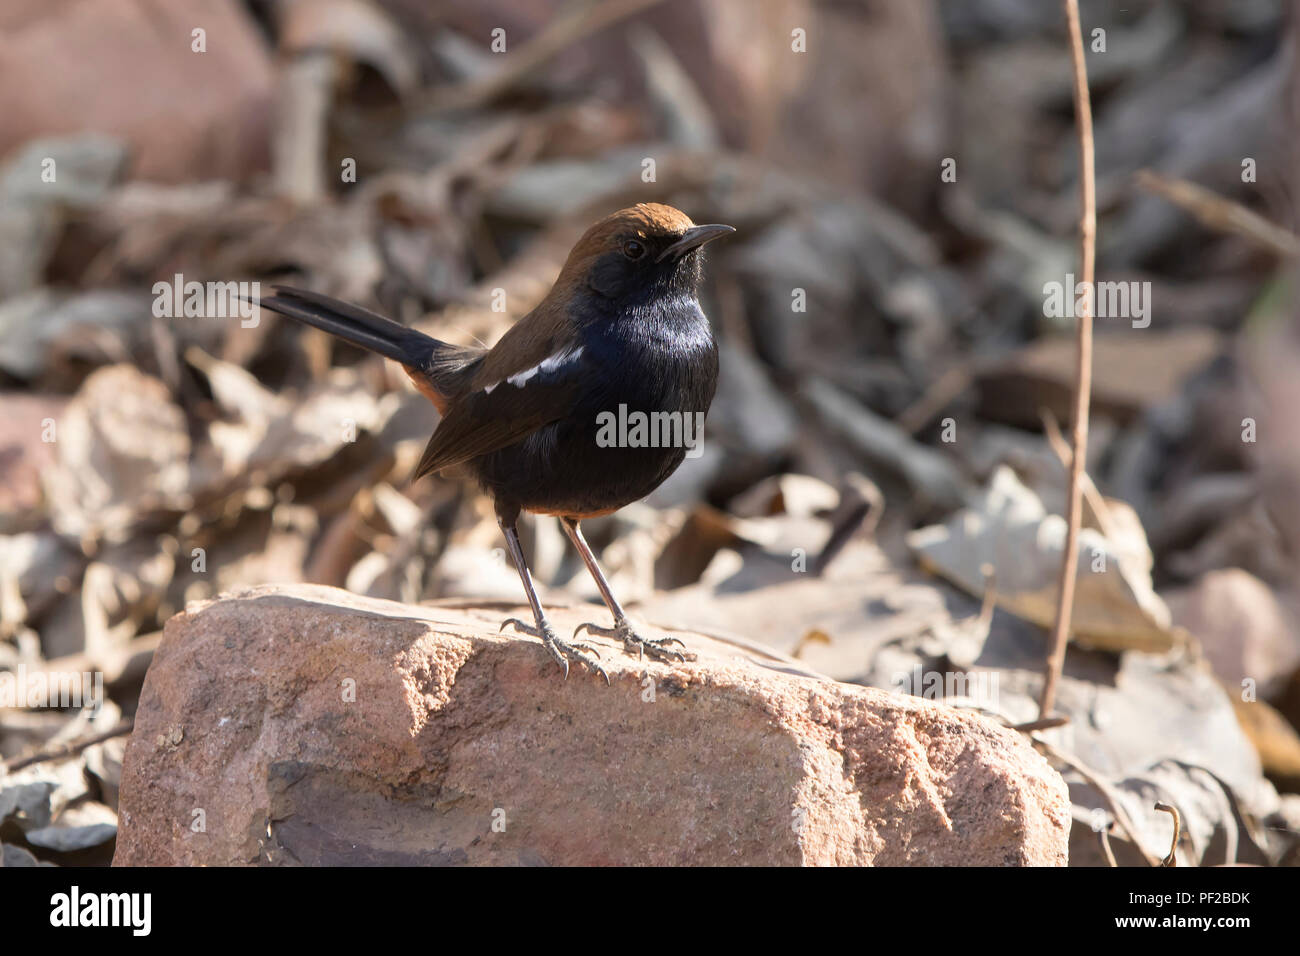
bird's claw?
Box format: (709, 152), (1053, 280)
(574, 619), (690, 664)
(501, 617), (608, 684)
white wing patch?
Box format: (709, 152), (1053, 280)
(483, 346), (584, 395)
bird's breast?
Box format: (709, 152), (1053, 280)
(471, 294), (718, 516)
(583, 295), (718, 407)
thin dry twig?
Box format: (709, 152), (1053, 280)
(1039, 0), (1096, 721)
(1155, 802), (1181, 867)
(1034, 737), (1161, 867)
(897, 363), (976, 435)
(1011, 715), (1070, 733)
(812, 473), (883, 575)
(974, 562), (997, 631)
(1097, 821), (1119, 867)
(1039, 408), (1117, 541)
(1135, 169), (1300, 259)
(1, 718), (135, 774)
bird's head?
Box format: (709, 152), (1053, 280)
(556, 203), (734, 309)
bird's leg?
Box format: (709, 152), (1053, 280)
(560, 517), (689, 664)
(498, 517), (608, 684)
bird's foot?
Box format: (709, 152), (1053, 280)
(573, 617), (691, 664)
(500, 618), (609, 684)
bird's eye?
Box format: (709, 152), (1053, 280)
(622, 239), (646, 260)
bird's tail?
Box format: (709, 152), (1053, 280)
(254, 286), (483, 401)
(254, 286), (440, 365)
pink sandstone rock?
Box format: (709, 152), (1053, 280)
(0, 0), (272, 184)
(113, 584), (1070, 866)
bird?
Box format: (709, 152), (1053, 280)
(253, 203), (734, 682)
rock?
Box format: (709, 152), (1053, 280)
(0, 0), (272, 184)
(114, 584), (1070, 866)
(1164, 569), (1300, 698)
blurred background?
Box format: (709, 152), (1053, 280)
(1, 0), (1298, 866)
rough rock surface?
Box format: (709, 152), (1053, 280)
(114, 584), (1070, 866)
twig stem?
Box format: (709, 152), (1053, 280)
(1, 718), (135, 774)
(1039, 0), (1096, 720)
(1155, 802), (1181, 867)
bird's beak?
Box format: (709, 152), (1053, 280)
(657, 223), (736, 262)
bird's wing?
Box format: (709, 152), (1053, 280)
(412, 311), (586, 480)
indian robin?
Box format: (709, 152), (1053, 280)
(254, 203), (734, 681)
